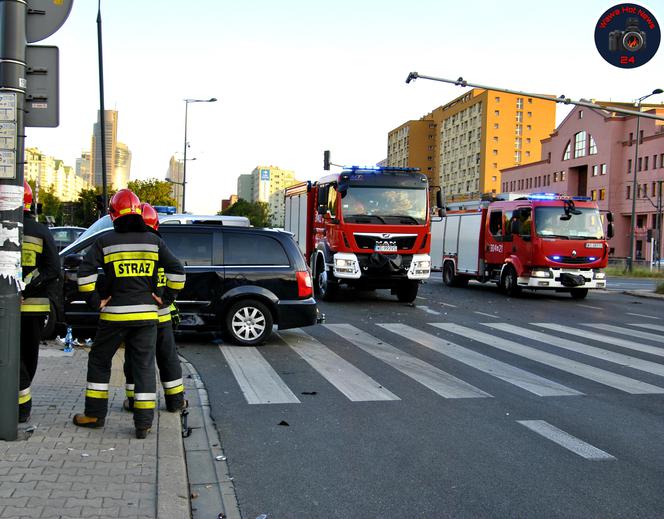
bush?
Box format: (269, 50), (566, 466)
(656, 282), (664, 295)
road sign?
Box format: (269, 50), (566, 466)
(26, 0), (74, 43)
(25, 45), (58, 127)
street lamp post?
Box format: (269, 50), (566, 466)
(182, 97), (216, 213)
(627, 88), (663, 272)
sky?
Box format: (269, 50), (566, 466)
(26, 0), (664, 214)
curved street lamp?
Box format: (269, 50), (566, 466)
(627, 88), (663, 272)
(182, 97), (217, 212)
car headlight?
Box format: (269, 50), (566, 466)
(335, 258), (355, 268)
(595, 271), (606, 279)
(531, 269), (552, 278)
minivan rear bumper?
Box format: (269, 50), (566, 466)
(276, 297), (319, 330)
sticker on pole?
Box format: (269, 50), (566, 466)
(595, 4), (660, 68)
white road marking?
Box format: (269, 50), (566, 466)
(219, 346), (300, 405)
(439, 302), (457, 308)
(432, 323), (664, 394)
(534, 323), (664, 358)
(576, 304), (602, 310)
(416, 305), (442, 316)
(474, 311), (499, 319)
(631, 323), (664, 333)
(627, 313), (660, 320)
(279, 329), (399, 402)
(517, 420), (616, 461)
(326, 324), (490, 399)
(379, 323), (581, 397)
(584, 323), (664, 344)
(485, 323), (664, 377)
(416, 296), (426, 300)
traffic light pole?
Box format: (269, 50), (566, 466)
(0, 0), (27, 441)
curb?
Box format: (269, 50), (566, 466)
(622, 290), (664, 300)
(157, 408), (192, 518)
(180, 356), (241, 519)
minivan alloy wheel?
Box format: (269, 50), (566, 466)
(225, 299), (274, 345)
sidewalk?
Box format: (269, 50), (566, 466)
(0, 342), (190, 519)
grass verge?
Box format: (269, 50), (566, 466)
(605, 266), (664, 278)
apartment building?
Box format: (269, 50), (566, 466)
(387, 88), (556, 200)
(25, 147), (90, 202)
(501, 103), (664, 260)
(236, 166), (301, 226)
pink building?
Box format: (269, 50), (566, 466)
(501, 104), (664, 261)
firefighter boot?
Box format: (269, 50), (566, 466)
(73, 414), (105, 428)
(165, 395), (188, 413)
(123, 398), (134, 412)
(18, 402), (31, 423)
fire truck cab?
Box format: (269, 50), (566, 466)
(437, 193), (613, 299)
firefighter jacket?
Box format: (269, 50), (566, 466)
(156, 267), (180, 328)
(21, 213), (62, 314)
(77, 230), (185, 325)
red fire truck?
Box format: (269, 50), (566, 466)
(434, 193), (614, 299)
(285, 167), (438, 302)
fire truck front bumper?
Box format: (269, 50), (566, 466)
(332, 252), (431, 280)
(518, 268), (606, 289)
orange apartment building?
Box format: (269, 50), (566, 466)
(387, 89), (556, 201)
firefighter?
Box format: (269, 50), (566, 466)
(123, 203), (186, 413)
(73, 189), (185, 439)
(19, 180), (62, 423)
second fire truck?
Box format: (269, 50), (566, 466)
(431, 193), (614, 299)
(285, 167), (439, 302)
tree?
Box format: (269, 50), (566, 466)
(219, 198), (271, 227)
(127, 179), (177, 206)
(74, 188), (104, 228)
(40, 185), (63, 225)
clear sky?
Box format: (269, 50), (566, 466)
(26, 0), (664, 214)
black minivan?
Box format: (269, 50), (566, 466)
(60, 220), (320, 345)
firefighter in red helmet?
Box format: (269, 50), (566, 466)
(73, 189), (185, 438)
(123, 203), (186, 413)
(19, 180), (62, 422)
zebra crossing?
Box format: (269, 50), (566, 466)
(214, 319), (664, 405)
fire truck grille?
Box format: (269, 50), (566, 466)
(354, 235), (417, 251)
(547, 255), (596, 264)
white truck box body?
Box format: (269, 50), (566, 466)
(430, 219), (444, 270)
(284, 191), (308, 255)
(442, 212), (482, 274)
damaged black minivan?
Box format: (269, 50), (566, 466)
(59, 219), (320, 345)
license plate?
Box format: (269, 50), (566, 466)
(375, 244), (397, 252)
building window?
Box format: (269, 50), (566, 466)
(599, 188), (606, 200)
(574, 131), (587, 158)
(493, 136), (499, 142)
(527, 125), (532, 131)
(563, 141), (571, 160)
(589, 135), (597, 154)
(629, 132), (633, 144)
(493, 149), (498, 155)
(495, 96), (500, 103)
(526, 151), (531, 158)
(553, 171), (558, 182)
(628, 159), (632, 173)
(494, 123), (499, 129)
(492, 162), (497, 168)
(494, 110), (500, 117)
(515, 151), (521, 163)
(527, 111), (532, 117)
(579, 110), (584, 119)
(515, 125), (522, 136)
(516, 98), (523, 109)
(660, 153), (664, 167)
(645, 156), (649, 170)
(528, 98), (533, 103)
(516, 111), (523, 123)
(654, 155), (658, 169)
(653, 182), (657, 197)
(561, 171), (566, 181)
(592, 165), (598, 176)
(515, 138), (522, 149)
(526, 138), (531, 144)
(492, 176), (497, 181)
(638, 157), (642, 171)
(601, 164), (607, 175)
(591, 189), (597, 201)
(627, 185), (631, 199)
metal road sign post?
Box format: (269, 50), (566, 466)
(0, 0), (72, 441)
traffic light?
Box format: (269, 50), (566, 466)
(323, 150), (330, 171)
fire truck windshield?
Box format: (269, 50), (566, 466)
(535, 206), (605, 239)
(341, 186), (427, 224)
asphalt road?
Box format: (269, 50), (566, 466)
(180, 277), (664, 519)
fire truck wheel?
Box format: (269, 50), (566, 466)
(224, 299), (273, 346)
(442, 262), (468, 287)
(317, 269), (339, 301)
(570, 288), (589, 300)
(396, 281), (419, 303)
(500, 266), (521, 297)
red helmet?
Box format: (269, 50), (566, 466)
(140, 203), (159, 231)
(108, 189), (142, 221)
(24, 180), (33, 211)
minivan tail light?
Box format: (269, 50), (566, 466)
(296, 270), (313, 298)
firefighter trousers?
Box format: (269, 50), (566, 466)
(124, 324), (185, 411)
(19, 314), (43, 417)
(85, 322), (157, 429)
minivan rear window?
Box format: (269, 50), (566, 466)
(163, 232), (212, 266)
(224, 234), (289, 266)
